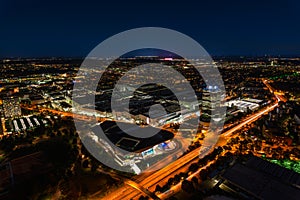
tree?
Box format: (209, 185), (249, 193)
(188, 163), (198, 173)
(179, 172), (187, 179)
(191, 176), (199, 185)
(167, 177), (174, 186)
(199, 169), (208, 180)
(155, 185), (162, 193)
(82, 159), (89, 168)
(138, 195), (149, 200)
(181, 180), (195, 193)
(174, 175), (181, 184)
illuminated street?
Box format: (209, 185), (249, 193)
(101, 99), (279, 200)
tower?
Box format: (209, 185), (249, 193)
(200, 86), (224, 129)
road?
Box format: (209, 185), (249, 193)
(101, 101), (279, 200)
(262, 79), (287, 102)
(21, 104), (105, 122)
(21, 83), (279, 200)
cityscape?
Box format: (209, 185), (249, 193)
(1, 0), (300, 200)
(0, 55), (299, 199)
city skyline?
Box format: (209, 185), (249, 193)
(0, 1), (299, 199)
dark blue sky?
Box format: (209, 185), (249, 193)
(0, 0), (299, 57)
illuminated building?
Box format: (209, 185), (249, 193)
(200, 86), (224, 129)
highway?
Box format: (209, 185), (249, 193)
(262, 79), (287, 102)
(101, 101), (279, 200)
(21, 80), (280, 200)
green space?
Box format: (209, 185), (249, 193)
(267, 158), (300, 174)
(269, 72), (300, 80)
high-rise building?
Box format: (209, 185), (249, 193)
(200, 86), (224, 129)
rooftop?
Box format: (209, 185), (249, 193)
(221, 156), (300, 200)
(93, 121), (174, 153)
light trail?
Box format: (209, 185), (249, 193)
(102, 101), (279, 200)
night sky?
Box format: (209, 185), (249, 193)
(0, 0), (299, 57)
